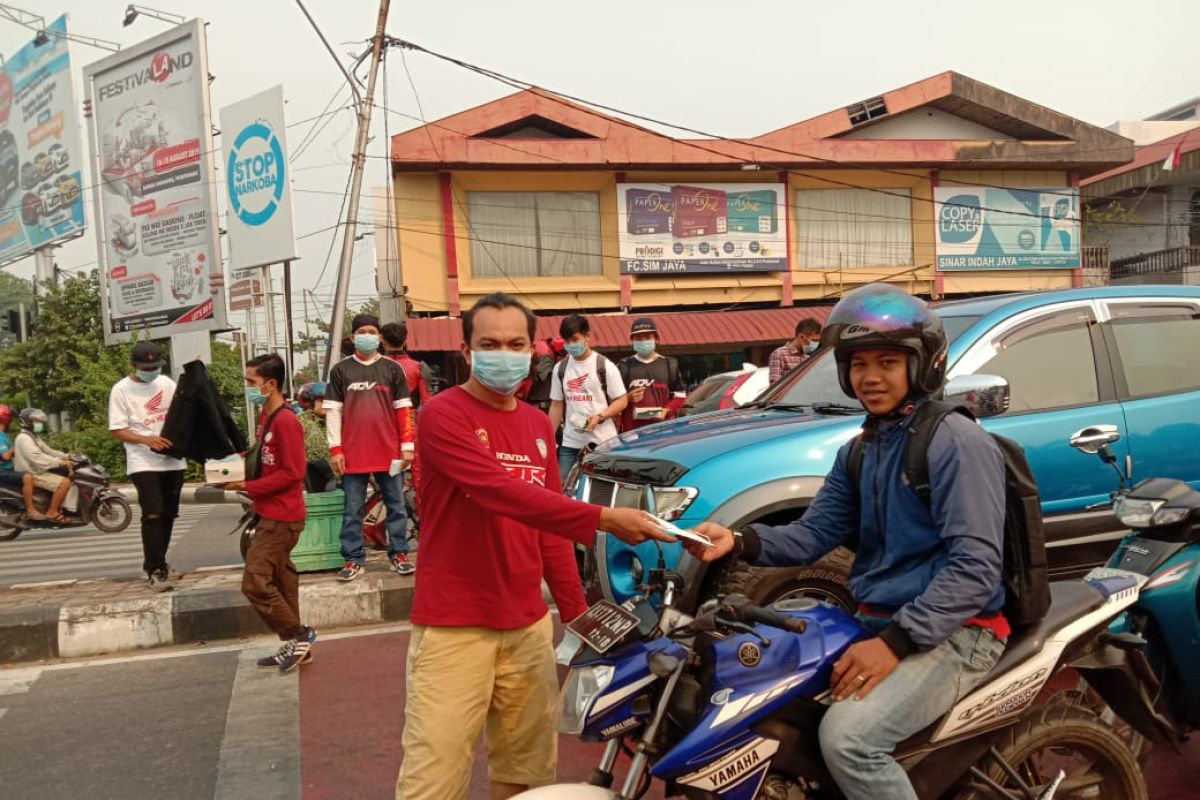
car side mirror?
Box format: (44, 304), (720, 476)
(943, 374), (1010, 419)
(1069, 424), (1121, 455)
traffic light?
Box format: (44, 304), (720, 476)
(4, 308), (31, 341)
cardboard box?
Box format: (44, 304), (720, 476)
(625, 188), (673, 235)
(205, 457), (245, 483)
(671, 186), (727, 238)
(726, 190), (778, 234)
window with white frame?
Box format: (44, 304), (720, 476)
(466, 191), (603, 278)
(794, 188), (914, 268)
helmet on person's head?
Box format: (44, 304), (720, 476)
(297, 382), (327, 409)
(0, 404), (12, 427)
(19, 407), (47, 429)
(820, 283), (947, 401)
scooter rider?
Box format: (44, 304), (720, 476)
(0, 404), (38, 519)
(686, 284), (1008, 800)
(13, 408), (74, 523)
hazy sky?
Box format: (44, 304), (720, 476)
(1, 0), (1196, 318)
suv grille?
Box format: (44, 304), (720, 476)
(582, 476), (646, 510)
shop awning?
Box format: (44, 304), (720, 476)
(406, 306), (833, 352)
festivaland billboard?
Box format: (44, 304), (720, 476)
(0, 15), (87, 266)
(935, 186), (1080, 270)
(616, 182), (787, 274)
(84, 18), (227, 345)
(220, 85), (297, 270)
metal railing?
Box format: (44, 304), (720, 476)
(1110, 246), (1200, 280)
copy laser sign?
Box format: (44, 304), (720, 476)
(227, 121), (285, 227)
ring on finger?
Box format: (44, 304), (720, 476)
(856, 674), (868, 683)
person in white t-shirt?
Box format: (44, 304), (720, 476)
(108, 341), (188, 593)
(549, 314), (628, 481)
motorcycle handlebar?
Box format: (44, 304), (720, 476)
(720, 594), (807, 635)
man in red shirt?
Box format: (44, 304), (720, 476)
(325, 314), (417, 579)
(225, 354), (315, 673)
(395, 293), (675, 800)
(381, 322), (433, 409)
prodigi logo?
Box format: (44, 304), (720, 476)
(98, 49), (195, 100)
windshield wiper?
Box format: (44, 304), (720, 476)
(749, 401), (814, 412)
(807, 402), (864, 415)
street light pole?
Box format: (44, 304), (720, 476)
(318, 0), (390, 380)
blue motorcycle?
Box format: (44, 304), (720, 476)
(1066, 425), (1200, 754)
(524, 558), (1150, 800)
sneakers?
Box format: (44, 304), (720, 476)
(148, 568), (176, 592)
(258, 627), (317, 671)
(391, 553), (415, 576)
(278, 627), (317, 673)
(337, 562), (364, 582)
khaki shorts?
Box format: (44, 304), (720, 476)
(395, 614), (558, 800)
(33, 473), (66, 492)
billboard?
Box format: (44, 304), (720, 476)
(616, 182), (787, 275)
(0, 15), (86, 266)
(84, 19), (227, 344)
(219, 86), (297, 269)
(935, 186), (1080, 270)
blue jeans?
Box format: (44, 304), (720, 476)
(340, 471), (408, 564)
(818, 619), (1005, 800)
(557, 446), (582, 485)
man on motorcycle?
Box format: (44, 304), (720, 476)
(687, 284), (1008, 800)
(0, 404), (39, 519)
(12, 408), (74, 523)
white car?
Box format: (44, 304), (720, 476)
(680, 365), (770, 416)
(37, 182), (61, 215)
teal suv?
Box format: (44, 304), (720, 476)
(575, 285), (1200, 611)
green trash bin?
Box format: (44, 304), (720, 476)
(292, 490), (345, 572)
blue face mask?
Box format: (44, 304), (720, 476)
(137, 368), (161, 382)
(803, 341), (819, 355)
(471, 350), (532, 395)
(354, 333), (380, 354)
(632, 340), (656, 357)
(564, 341), (587, 359)
(245, 386), (267, 406)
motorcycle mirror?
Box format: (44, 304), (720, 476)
(943, 374), (1010, 419)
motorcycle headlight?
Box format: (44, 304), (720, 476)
(1114, 496), (1189, 528)
(559, 664), (615, 735)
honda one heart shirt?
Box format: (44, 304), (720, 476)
(413, 387), (597, 629)
(550, 352), (626, 449)
(108, 375), (187, 474)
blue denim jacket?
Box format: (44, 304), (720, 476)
(748, 401), (1006, 652)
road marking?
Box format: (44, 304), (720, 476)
(0, 708), (7, 721)
(213, 647), (301, 799)
(0, 669), (43, 697)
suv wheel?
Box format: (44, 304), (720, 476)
(710, 546), (855, 611)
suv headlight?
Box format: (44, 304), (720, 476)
(650, 486), (697, 521)
(559, 664), (615, 734)
(1114, 496), (1189, 528)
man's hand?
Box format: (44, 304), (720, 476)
(599, 507), (678, 546)
(329, 453), (346, 475)
(830, 638), (901, 701)
(401, 450), (416, 465)
(684, 522), (736, 562)
(143, 435), (171, 451)
(224, 481), (246, 491)
(629, 387), (646, 403)
(584, 414), (603, 432)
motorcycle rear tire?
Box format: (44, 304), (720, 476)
(0, 526), (21, 541)
(91, 495), (133, 533)
(958, 702), (1148, 800)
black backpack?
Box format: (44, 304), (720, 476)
(846, 400), (1050, 629)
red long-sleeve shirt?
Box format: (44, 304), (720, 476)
(413, 387), (599, 628)
(244, 407), (307, 522)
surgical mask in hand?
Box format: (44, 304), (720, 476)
(137, 368), (161, 382)
(632, 340), (656, 357)
(471, 350), (532, 395)
(564, 342), (587, 358)
(245, 386), (267, 406)
(804, 341), (819, 355)
(354, 334), (381, 354)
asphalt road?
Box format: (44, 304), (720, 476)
(0, 626), (1194, 800)
(0, 504), (244, 587)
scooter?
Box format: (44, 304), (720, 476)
(0, 455), (132, 541)
(1065, 424), (1200, 754)
(526, 555), (1151, 800)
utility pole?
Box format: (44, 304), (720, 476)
(319, 0), (391, 379)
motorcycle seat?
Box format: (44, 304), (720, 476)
(983, 581), (1106, 680)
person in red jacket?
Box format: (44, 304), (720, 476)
(395, 293), (676, 800)
(381, 322), (434, 409)
(225, 354), (316, 674)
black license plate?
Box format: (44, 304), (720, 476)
(567, 601), (640, 654)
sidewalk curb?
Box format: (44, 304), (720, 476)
(0, 570), (415, 665)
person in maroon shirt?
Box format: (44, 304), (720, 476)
(225, 354), (315, 673)
(395, 293), (675, 800)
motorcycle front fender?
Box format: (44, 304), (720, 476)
(512, 785), (616, 800)
(1073, 640), (1185, 749)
